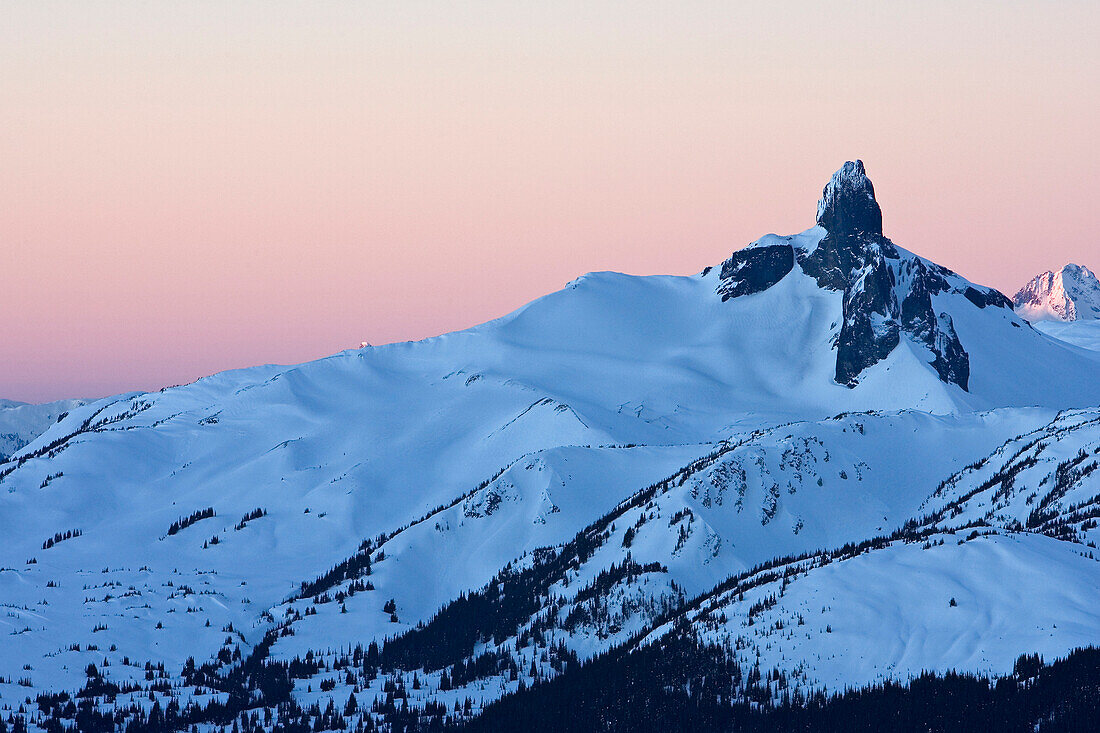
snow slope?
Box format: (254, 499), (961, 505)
(656, 530), (1100, 695)
(631, 407), (1100, 697)
(251, 408), (1060, 711)
(1033, 319), (1100, 352)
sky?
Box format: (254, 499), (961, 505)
(2, 1), (1098, 403)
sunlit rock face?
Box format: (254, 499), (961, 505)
(1014, 264), (1100, 323)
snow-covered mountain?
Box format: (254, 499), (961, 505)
(718, 159), (1014, 392)
(1013, 263), (1100, 355)
(0, 397), (86, 462)
(4, 162), (1100, 731)
(1014, 263), (1100, 322)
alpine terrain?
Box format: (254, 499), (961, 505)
(1014, 264), (1100, 323)
(0, 398), (86, 464)
(1014, 264), (1100, 354)
(3, 162), (1100, 732)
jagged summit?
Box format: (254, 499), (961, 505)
(1014, 263), (1100, 322)
(816, 159), (882, 237)
(717, 161), (1014, 391)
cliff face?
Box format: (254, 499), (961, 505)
(1014, 264), (1100, 322)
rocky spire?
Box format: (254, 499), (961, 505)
(803, 161), (974, 389)
(714, 159), (1011, 391)
(816, 160), (883, 237)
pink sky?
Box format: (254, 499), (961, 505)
(3, 2), (1098, 402)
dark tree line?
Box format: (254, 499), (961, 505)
(166, 507), (215, 536)
(235, 507), (268, 530)
(42, 528), (81, 550)
(459, 635), (1100, 733)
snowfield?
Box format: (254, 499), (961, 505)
(1033, 319), (1100, 353)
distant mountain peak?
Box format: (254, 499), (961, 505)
(0, 397), (87, 463)
(816, 160), (882, 237)
(1014, 263), (1100, 322)
(716, 160), (1014, 391)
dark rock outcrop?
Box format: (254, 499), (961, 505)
(965, 286), (1012, 310)
(716, 245), (795, 301)
(815, 159), (883, 238)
